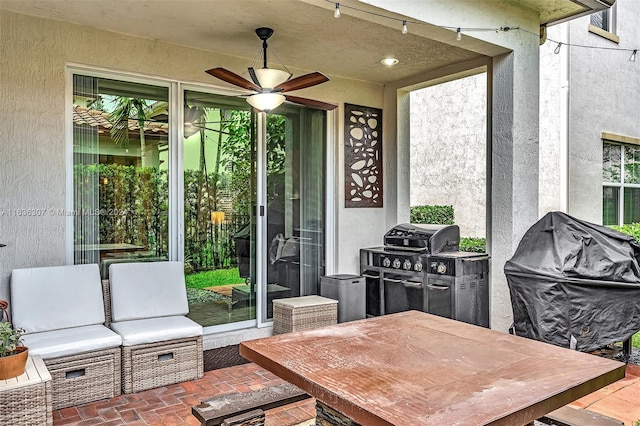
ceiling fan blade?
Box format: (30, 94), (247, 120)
(275, 72), (329, 92)
(205, 67), (260, 91)
(285, 95), (338, 111)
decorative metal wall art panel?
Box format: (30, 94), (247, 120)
(344, 103), (383, 208)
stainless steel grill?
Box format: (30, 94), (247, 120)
(360, 223), (490, 327)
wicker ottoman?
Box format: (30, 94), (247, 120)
(0, 355), (52, 426)
(273, 296), (338, 334)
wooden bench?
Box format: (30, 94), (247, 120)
(538, 406), (624, 426)
(191, 383), (311, 426)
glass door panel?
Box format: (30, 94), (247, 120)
(183, 90), (257, 327)
(72, 75), (169, 272)
(264, 106), (326, 321)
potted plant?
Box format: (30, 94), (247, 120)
(0, 322), (28, 379)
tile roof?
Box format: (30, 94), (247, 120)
(73, 106), (169, 135)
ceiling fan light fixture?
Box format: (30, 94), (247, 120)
(247, 92), (286, 112)
(253, 68), (291, 90)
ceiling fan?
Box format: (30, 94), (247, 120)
(206, 27), (337, 112)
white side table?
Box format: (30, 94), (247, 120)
(0, 355), (53, 425)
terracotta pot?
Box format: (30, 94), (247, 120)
(0, 346), (29, 380)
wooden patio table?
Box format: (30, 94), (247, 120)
(240, 310), (626, 426)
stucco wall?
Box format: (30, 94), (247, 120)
(539, 24), (567, 216)
(566, 0), (640, 224)
(540, 0), (640, 225)
(0, 10), (384, 304)
(409, 74), (487, 238)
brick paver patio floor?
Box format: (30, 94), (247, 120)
(52, 362), (640, 425)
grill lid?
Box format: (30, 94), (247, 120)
(384, 223), (460, 254)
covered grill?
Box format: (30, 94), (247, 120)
(360, 223), (489, 327)
(505, 211), (640, 352)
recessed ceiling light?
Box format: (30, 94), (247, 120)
(381, 58), (399, 66)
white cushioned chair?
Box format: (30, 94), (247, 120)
(108, 261), (203, 393)
(10, 264), (122, 409)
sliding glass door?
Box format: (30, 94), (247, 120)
(182, 91), (326, 326)
(182, 90), (257, 327)
(262, 106), (326, 322)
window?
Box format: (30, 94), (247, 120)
(589, 5), (618, 41)
(72, 75), (170, 267)
(590, 10), (611, 32)
(602, 142), (640, 225)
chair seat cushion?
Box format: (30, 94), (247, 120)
(22, 325), (122, 359)
(111, 316), (203, 346)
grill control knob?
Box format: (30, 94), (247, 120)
(414, 262), (423, 272)
(437, 262), (447, 274)
(403, 260), (412, 270)
(382, 258), (391, 267)
(392, 259), (401, 269)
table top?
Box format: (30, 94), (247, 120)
(1, 355), (51, 391)
(240, 311), (626, 426)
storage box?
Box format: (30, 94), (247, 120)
(122, 336), (203, 394)
(273, 296), (338, 334)
(45, 347), (121, 409)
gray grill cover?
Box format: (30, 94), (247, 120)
(504, 211), (640, 352)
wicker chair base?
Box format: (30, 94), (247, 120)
(101, 279), (112, 327)
(44, 347), (122, 410)
(122, 336), (203, 394)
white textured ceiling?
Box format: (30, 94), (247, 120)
(1, 0), (608, 84)
(0, 0), (486, 84)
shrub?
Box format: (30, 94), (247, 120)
(460, 237), (486, 253)
(610, 223), (640, 242)
(410, 205), (454, 225)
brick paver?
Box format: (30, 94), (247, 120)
(53, 363), (315, 426)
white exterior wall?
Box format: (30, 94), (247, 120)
(567, 0), (640, 224)
(410, 74), (486, 238)
(540, 0), (640, 225)
(539, 24), (568, 216)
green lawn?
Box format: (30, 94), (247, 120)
(634, 331), (640, 349)
(185, 267), (245, 289)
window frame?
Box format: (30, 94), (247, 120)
(588, 5), (619, 43)
(603, 140), (640, 226)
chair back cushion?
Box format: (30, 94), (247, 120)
(11, 264), (105, 333)
(109, 261), (188, 322)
